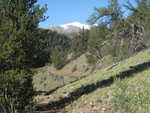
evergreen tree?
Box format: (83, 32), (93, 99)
(71, 28), (88, 57)
(86, 0), (148, 66)
(87, 0), (122, 27)
(0, 0), (46, 112)
(86, 24), (109, 66)
(0, 0), (46, 70)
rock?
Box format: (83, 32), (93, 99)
(102, 107), (106, 111)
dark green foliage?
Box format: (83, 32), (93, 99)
(87, 0), (122, 27)
(26, 28), (70, 68)
(86, 53), (97, 66)
(86, 0), (128, 66)
(31, 28), (71, 69)
(47, 32), (70, 69)
(0, 0), (46, 112)
(0, 0), (46, 70)
(51, 47), (68, 69)
(0, 97), (18, 113)
(71, 28), (88, 57)
(27, 28), (50, 67)
(27, 29), (55, 67)
(86, 24), (109, 65)
(0, 69), (35, 112)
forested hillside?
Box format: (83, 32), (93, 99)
(0, 0), (150, 113)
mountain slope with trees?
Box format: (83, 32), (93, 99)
(0, 0), (150, 113)
(35, 0), (150, 112)
(37, 48), (150, 113)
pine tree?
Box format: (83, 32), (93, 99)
(86, 24), (109, 66)
(71, 28), (88, 57)
(0, 0), (46, 70)
(0, 0), (46, 112)
(87, 0), (122, 27)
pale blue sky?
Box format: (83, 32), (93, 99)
(38, 0), (135, 27)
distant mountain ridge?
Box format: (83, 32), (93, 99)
(44, 22), (97, 34)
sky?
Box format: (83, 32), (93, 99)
(38, 0), (134, 27)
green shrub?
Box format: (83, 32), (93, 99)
(0, 69), (35, 113)
(72, 65), (77, 72)
(86, 53), (97, 66)
(51, 47), (68, 69)
(0, 97), (18, 113)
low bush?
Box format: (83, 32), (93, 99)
(0, 69), (35, 113)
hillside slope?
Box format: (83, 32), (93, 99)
(33, 54), (92, 92)
(36, 49), (150, 113)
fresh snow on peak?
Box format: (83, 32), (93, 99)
(60, 22), (91, 30)
(45, 22), (97, 34)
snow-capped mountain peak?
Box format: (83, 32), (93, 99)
(60, 22), (91, 30)
(45, 22), (96, 34)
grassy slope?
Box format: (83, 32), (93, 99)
(38, 49), (150, 113)
(33, 54), (92, 92)
(68, 69), (150, 113)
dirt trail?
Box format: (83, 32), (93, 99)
(37, 100), (67, 113)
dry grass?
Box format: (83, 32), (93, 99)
(33, 54), (92, 94)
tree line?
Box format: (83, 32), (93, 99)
(72, 0), (150, 68)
